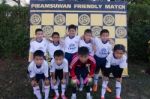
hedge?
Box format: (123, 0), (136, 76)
(0, 4), (150, 61)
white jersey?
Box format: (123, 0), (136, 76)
(50, 58), (68, 73)
(28, 60), (49, 78)
(79, 39), (94, 56)
(47, 42), (64, 59)
(106, 53), (127, 68)
(94, 37), (112, 58)
(29, 38), (48, 55)
(64, 36), (80, 54)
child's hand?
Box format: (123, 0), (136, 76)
(72, 77), (80, 84)
(61, 79), (66, 84)
(83, 76), (92, 84)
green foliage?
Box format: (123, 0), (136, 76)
(0, 4), (29, 58)
(0, 3), (150, 61)
(128, 4), (150, 61)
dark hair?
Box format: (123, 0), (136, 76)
(100, 29), (109, 35)
(54, 50), (64, 57)
(33, 50), (44, 58)
(114, 44), (126, 52)
(35, 28), (43, 34)
(78, 47), (89, 56)
(84, 29), (92, 34)
(68, 24), (77, 30)
(52, 32), (60, 37)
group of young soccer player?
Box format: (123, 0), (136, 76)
(28, 24), (127, 99)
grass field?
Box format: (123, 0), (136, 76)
(0, 58), (150, 99)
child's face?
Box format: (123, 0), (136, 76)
(100, 32), (109, 42)
(52, 35), (60, 43)
(114, 50), (124, 59)
(34, 56), (44, 66)
(36, 31), (44, 40)
(79, 55), (88, 63)
(84, 33), (92, 42)
(54, 56), (64, 65)
(68, 28), (76, 37)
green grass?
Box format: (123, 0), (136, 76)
(0, 58), (150, 99)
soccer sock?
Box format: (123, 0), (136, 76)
(44, 85), (50, 99)
(33, 86), (42, 99)
(54, 84), (59, 96)
(61, 84), (66, 96)
(101, 80), (108, 97)
(94, 74), (99, 85)
(86, 92), (91, 97)
(116, 81), (121, 98)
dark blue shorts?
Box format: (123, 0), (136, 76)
(35, 74), (46, 82)
(94, 55), (107, 74)
(65, 52), (76, 65)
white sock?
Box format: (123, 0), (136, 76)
(72, 93), (76, 97)
(33, 86), (42, 99)
(44, 85), (50, 99)
(86, 92), (91, 97)
(94, 74), (99, 85)
(61, 84), (66, 96)
(101, 80), (108, 97)
(80, 77), (84, 88)
(54, 85), (59, 96)
(116, 81), (121, 98)
(50, 80), (54, 89)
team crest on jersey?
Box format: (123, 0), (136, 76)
(68, 44), (76, 50)
(100, 48), (108, 55)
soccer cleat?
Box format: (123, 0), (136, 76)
(106, 87), (112, 93)
(92, 84), (98, 92)
(101, 97), (105, 99)
(53, 95), (59, 99)
(61, 95), (67, 99)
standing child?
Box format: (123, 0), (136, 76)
(28, 50), (50, 99)
(100, 44), (127, 99)
(93, 29), (112, 92)
(79, 29), (94, 56)
(47, 32), (64, 59)
(50, 50), (68, 99)
(29, 28), (48, 62)
(70, 47), (96, 99)
(64, 24), (80, 65)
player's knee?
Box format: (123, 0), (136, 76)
(61, 79), (66, 84)
(44, 79), (50, 86)
(31, 80), (38, 87)
(87, 78), (93, 86)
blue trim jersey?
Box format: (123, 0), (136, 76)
(28, 60), (49, 78)
(79, 39), (94, 56)
(94, 37), (112, 58)
(64, 36), (80, 54)
(106, 53), (127, 68)
(50, 58), (68, 73)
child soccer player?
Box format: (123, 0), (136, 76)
(100, 44), (127, 99)
(64, 24), (80, 65)
(29, 28), (48, 62)
(28, 50), (50, 99)
(50, 50), (68, 99)
(70, 47), (96, 99)
(79, 29), (94, 56)
(47, 32), (63, 59)
(93, 29), (112, 92)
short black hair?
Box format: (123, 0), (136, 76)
(78, 47), (89, 56)
(35, 28), (43, 34)
(68, 24), (77, 30)
(84, 29), (92, 34)
(33, 50), (44, 58)
(100, 29), (109, 35)
(114, 44), (126, 52)
(54, 50), (64, 57)
(52, 32), (59, 37)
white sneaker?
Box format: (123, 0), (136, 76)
(86, 95), (92, 99)
(71, 95), (77, 99)
(79, 86), (83, 91)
